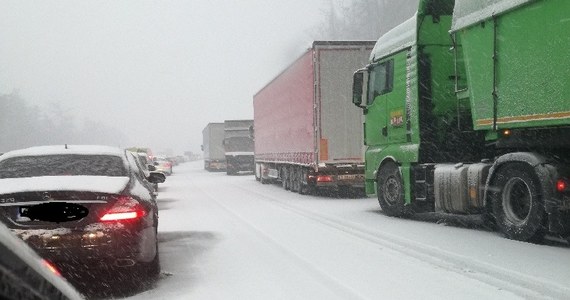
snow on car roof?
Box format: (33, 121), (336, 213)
(0, 145), (125, 160)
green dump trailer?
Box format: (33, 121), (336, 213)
(352, 0), (570, 242)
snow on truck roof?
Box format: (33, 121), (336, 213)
(255, 40), (375, 98)
(0, 145), (125, 160)
(370, 14), (417, 62)
(451, 0), (535, 32)
(370, 0), (536, 60)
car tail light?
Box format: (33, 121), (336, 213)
(317, 175), (333, 183)
(100, 196), (146, 221)
(557, 178), (569, 193)
(42, 259), (62, 277)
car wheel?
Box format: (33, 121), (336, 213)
(377, 162), (411, 217)
(136, 224), (160, 283)
(490, 163), (545, 242)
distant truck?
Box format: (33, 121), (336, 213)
(253, 41), (374, 194)
(352, 0), (570, 242)
(202, 123), (226, 171)
(223, 120), (254, 175)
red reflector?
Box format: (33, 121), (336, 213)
(42, 259), (61, 277)
(317, 175), (333, 182)
(100, 196), (146, 222)
(557, 179), (567, 193)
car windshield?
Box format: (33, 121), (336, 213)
(0, 155), (127, 178)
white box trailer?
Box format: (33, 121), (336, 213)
(224, 120), (254, 175)
(202, 123), (226, 171)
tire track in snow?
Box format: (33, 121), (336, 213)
(235, 182), (570, 300)
(193, 181), (369, 300)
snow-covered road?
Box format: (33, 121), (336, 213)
(129, 161), (570, 300)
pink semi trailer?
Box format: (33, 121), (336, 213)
(253, 41), (374, 195)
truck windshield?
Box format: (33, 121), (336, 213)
(224, 137), (254, 152)
(367, 60), (394, 105)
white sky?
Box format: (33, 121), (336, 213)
(0, 0), (329, 155)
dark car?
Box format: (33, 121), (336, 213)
(0, 145), (165, 283)
(0, 220), (84, 299)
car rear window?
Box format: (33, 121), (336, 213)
(0, 154), (127, 178)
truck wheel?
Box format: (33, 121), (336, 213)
(294, 167), (304, 194)
(377, 162), (409, 217)
(490, 163), (545, 242)
(299, 169), (311, 195)
(281, 167), (289, 190)
(290, 167), (300, 193)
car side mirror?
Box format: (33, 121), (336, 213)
(148, 172), (166, 183)
(147, 165), (156, 171)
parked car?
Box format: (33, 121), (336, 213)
(0, 145), (165, 283)
(131, 151), (161, 192)
(0, 220), (84, 300)
(153, 156), (173, 175)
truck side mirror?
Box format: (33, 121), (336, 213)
(352, 71), (365, 108)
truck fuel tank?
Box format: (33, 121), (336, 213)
(434, 163), (491, 214)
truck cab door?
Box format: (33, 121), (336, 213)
(385, 52), (408, 144)
(365, 59), (394, 147)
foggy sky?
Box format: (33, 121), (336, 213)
(0, 0), (328, 155)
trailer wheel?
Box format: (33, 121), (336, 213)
(290, 167), (300, 193)
(294, 167), (305, 194)
(490, 163), (545, 242)
(299, 168), (311, 195)
(377, 162), (409, 217)
(226, 167), (236, 176)
(281, 167), (289, 190)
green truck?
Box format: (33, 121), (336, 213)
(352, 0), (570, 242)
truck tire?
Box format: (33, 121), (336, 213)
(299, 168), (311, 195)
(293, 166), (304, 194)
(281, 167), (289, 190)
(489, 162), (545, 242)
(289, 167), (300, 193)
(377, 162), (410, 217)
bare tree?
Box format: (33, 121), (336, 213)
(0, 93), (129, 152)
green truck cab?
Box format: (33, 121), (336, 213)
(353, 0), (570, 242)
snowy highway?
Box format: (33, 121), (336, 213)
(128, 161), (570, 300)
